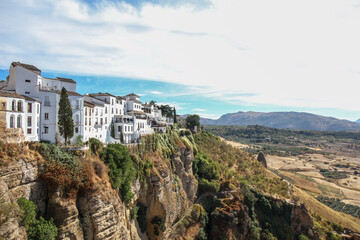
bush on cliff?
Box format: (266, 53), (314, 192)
(99, 143), (136, 203)
(36, 143), (93, 199)
(17, 198), (58, 240)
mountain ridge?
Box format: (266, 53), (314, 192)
(196, 111), (360, 131)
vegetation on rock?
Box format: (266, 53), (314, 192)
(17, 198), (58, 240)
(99, 143), (136, 203)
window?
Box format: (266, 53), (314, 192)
(105, 117), (107, 124)
(37, 104), (39, 114)
(85, 127), (87, 131)
(85, 118), (87, 125)
(112, 99), (114, 105)
(10, 115), (14, 128)
(118, 126), (121, 132)
(25, 79), (31, 83)
(112, 108), (114, 114)
(95, 109), (98, 116)
(27, 128), (32, 134)
(1, 102), (5, 109)
(100, 118), (103, 125)
(12, 100), (16, 111)
(89, 118), (91, 125)
(27, 116), (32, 127)
(45, 113), (49, 120)
(44, 96), (50, 106)
(17, 101), (22, 112)
(75, 127), (79, 133)
(17, 115), (21, 128)
(28, 103), (32, 113)
(116, 109), (118, 114)
(25, 91), (30, 94)
(85, 108), (87, 116)
(105, 107), (107, 114)
(44, 126), (48, 134)
(37, 117), (39, 127)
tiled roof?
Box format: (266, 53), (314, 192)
(55, 90), (82, 96)
(0, 91), (24, 99)
(89, 92), (116, 98)
(126, 93), (140, 98)
(84, 101), (95, 108)
(11, 62), (41, 73)
(55, 77), (76, 84)
(21, 95), (40, 102)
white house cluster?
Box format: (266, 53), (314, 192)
(0, 62), (171, 144)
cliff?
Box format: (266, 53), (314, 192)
(0, 128), (358, 240)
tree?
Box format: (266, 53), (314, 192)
(186, 114), (200, 132)
(159, 105), (173, 118)
(58, 87), (74, 145)
(173, 107), (177, 124)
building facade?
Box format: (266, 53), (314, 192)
(0, 62), (171, 144)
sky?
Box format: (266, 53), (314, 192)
(0, 0), (360, 121)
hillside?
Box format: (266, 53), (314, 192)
(1, 127), (359, 239)
(200, 111), (360, 131)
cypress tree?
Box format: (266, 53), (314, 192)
(173, 107), (177, 124)
(58, 87), (74, 145)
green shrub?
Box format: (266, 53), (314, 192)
(196, 227), (207, 240)
(193, 151), (219, 181)
(298, 234), (309, 240)
(17, 197), (37, 231)
(30, 217), (58, 240)
(99, 144), (136, 203)
(17, 198), (58, 240)
(89, 138), (103, 155)
(198, 178), (220, 194)
(75, 135), (84, 146)
(37, 143), (79, 168)
(130, 205), (139, 220)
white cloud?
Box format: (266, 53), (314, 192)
(149, 91), (163, 95)
(192, 108), (206, 111)
(1, 0), (360, 113)
(195, 113), (220, 119)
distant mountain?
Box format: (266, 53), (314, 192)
(356, 119), (360, 123)
(199, 111), (360, 131)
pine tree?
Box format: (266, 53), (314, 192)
(58, 87), (74, 145)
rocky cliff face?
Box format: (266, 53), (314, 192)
(0, 143), (198, 240)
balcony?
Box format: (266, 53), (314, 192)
(73, 105), (80, 110)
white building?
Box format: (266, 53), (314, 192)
(1, 61), (173, 145)
(0, 91), (41, 141)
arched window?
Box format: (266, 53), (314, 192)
(17, 115), (21, 128)
(17, 101), (22, 112)
(12, 100), (16, 111)
(9, 115), (14, 128)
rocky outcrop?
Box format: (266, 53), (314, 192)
(77, 186), (135, 240)
(291, 203), (313, 235)
(0, 154), (47, 239)
(257, 151), (267, 169)
(173, 147), (197, 202)
(0, 122), (25, 143)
